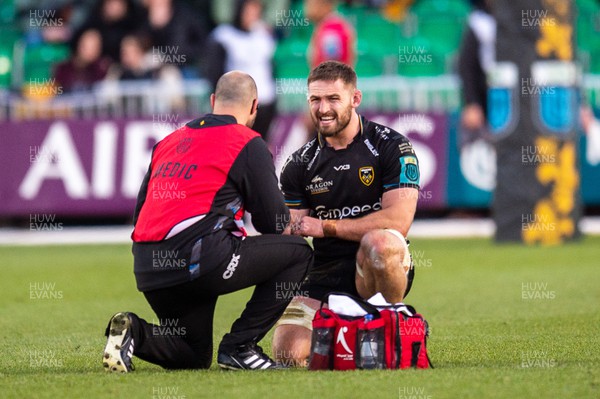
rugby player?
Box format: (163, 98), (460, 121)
(102, 71), (312, 372)
(272, 61), (420, 366)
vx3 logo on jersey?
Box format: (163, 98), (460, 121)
(333, 164), (350, 171)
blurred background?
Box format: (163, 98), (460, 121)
(0, 0), (599, 232)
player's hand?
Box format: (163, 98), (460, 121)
(294, 216), (324, 238)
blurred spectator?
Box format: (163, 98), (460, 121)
(104, 33), (185, 110)
(205, 0), (277, 140)
(20, 1), (79, 45)
(40, 3), (75, 44)
(75, 0), (144, 63)
(53, 29), (111, 92)
(107, 33), (155, 80)
(142, 0), (211, 76)
(186, 0), (216, 30)
(457, 0), (495, 133)
(304, 0), (356, 68)
(212, 0), (289, 29)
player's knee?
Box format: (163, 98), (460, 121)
(360, 230), (402, 272)
(272, 324), (311, 367)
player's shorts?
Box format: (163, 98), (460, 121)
(303, 257), (361, 302)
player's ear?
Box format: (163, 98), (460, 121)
(250, 98), (259, 115)
(210, 93), (216, 109)
(352, 89), (362, 108)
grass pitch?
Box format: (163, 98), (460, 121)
(0, 236), (599, 398)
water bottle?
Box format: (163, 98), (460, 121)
(358, 314), (380, 369)
(308, 327), (334, 370)
(314, 328), (333, 356)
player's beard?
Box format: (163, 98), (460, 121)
(312, 103), (353, 138)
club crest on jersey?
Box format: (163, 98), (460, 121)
(176, 137), (193, 154)
(359, 166), (374, 186)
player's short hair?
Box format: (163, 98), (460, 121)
(307, 61), (357, 88)
(214, 71), (257, 106)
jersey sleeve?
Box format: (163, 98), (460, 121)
(280, 152), (310, 209)
(381, 135), (421, 192)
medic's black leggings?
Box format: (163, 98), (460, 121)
(126, 233), (312, 369)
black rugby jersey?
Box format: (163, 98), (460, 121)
(280, 115), (420, 261)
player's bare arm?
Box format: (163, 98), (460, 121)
(293, 187), (418, 241)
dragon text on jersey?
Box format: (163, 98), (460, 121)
(305, 175), (334, 195)
(223, 253), (241, 279)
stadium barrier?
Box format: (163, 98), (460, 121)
(0, 77), (599, 217)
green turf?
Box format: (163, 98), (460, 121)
(1, 236), (599, 398)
